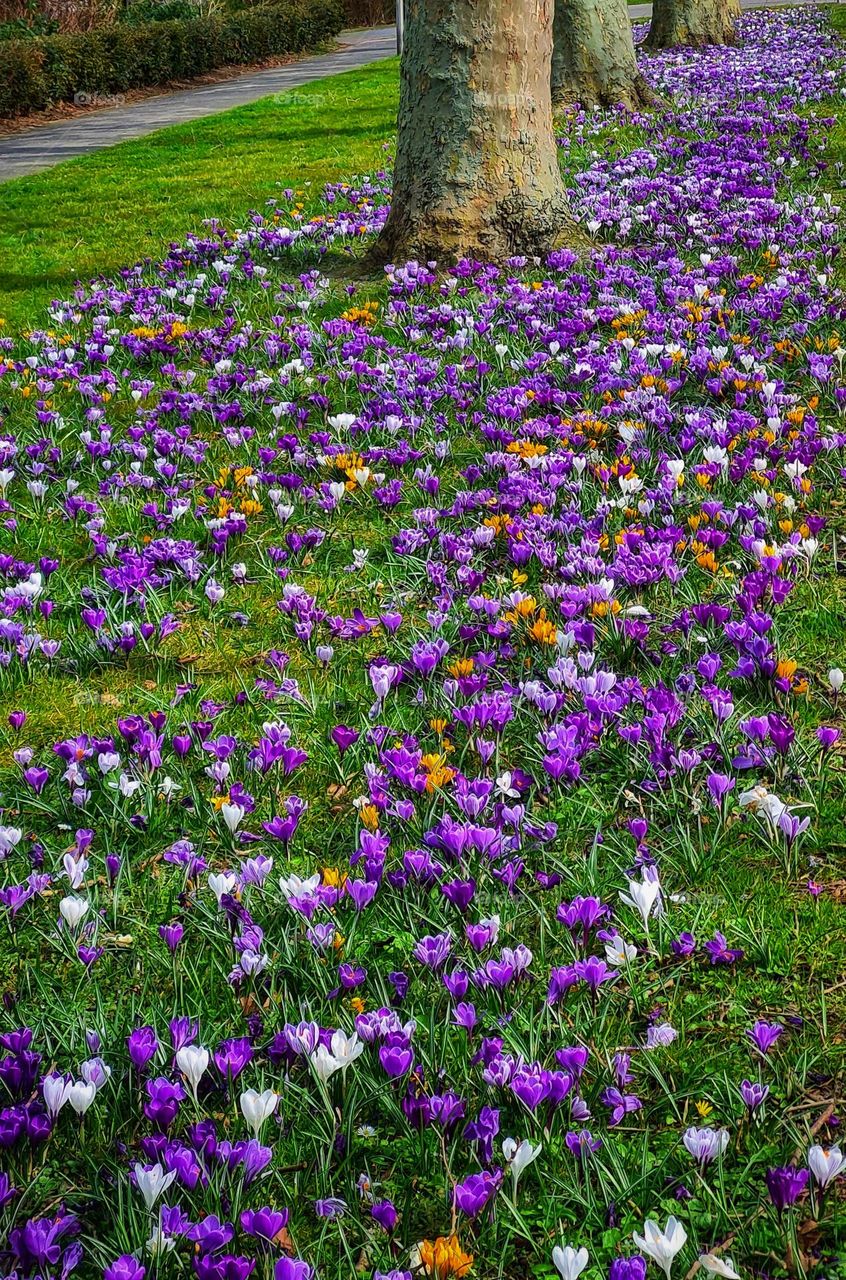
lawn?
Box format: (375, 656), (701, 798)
(0, 58), (399, 332)
(0, 9), (845, 1280)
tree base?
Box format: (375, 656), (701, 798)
(644, 24), (737, 47)
(552, 71), (660, 113)
(367, 195), (590, 269)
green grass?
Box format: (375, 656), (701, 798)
(0, 57), (399, 332)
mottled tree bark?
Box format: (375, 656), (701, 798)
(645, 0), (739, 48)
(371, 0), (583, 266)
(552, 0), (655, 111)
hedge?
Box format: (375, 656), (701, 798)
(0, 0), (344, 117)
(341, 0), (393, 25)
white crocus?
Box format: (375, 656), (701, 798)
(0, 825), (22, 853)
(133, 1161), (177, 1211)
(699, 1256), (740, 1279)
(239, 1087), (279, 1136)
(68, 1080), (97, 1116)
(632, 1216), (688, 1279)
(619, 872), (662, 929)
(279, 871), (321, 900)
(59, 895), (89, 930)
(495, 771), (521, 799)
(552, 1245), (589, 1280)
(330, 1029), (364, 1070)
(145, 1224), (176, 1256)
(118, 774), (143, 799)
(62, 853), (87, 890)
(828, 668), (844, 693)
(175, 1045), (209, 1097)
(310, 1044), (342, 1083)
(221, 802), (245, 834)
(605, 936), (638, 967)
(208, 871), (239, 902)
(502, 1137), (542, 1195)
(808, 1144), (845, 1188)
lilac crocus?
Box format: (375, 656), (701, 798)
(739, 1079), (769, 1110)
(682, 1126), (729, 1165)
(413, 931), (452, 970)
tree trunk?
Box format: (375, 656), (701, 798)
(371, 0), (583, 266)
(552, 0), (656, 111)
(645, 0), (739, 48)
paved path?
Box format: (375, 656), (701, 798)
(0, 1), (837, 183)
(0, 25), (397, 182)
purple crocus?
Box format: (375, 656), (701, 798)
(706, 772), (735, 808)
(194, 1256), (255, 1280)
(330, 725), (359, 754)
(703, 932), (743, 965)
(104, 1256), (146, 1280)
(765, 1165), (808, 1211)
(144, 1077), (185, 1129)
(371, 1199), (398, 1231)
(452, 1168), (502, 1217)
(600, 1087), (642, 1126)
(274, 1261), (313, 1280)
(0, 1170), (18, 1209)
(747, 1021), (784, 1055)
(214, 1037), (253, 1081)
(609, 1258), (647, 1280)
(23, 766), (49, 794)
(187, 1215), (234, 1255)
(566, 1129), (602, 1158)
(574, 955), (617, 994)
(240, 1207), (289, 1244)
(127, 1026), (159, 1071)
(159, 922), (184, 951)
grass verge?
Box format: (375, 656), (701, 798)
(0, 57), (399, 331)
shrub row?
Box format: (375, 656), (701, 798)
(0, 0), (344, 117)
(341, 0), (393, 27)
